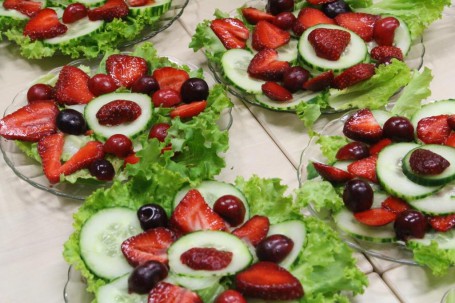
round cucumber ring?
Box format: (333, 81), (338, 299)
(254, 89), (322, 111)
(128, 0), (172, 18)
(44, 18), (104, 45)
(408, 185), (455, 216)
(96, 273), (147, 303)
(410, 99), (455, 131)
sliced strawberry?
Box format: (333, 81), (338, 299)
(247, 48), (290, 81)
(336, 141), (370, 161)
(241, 7), (276, 24)
(54, 66), (95, 105)
(429, 214), (455, 232)
(416, 115), (451, 145)
(261, 81), (292, 101)
(370, 45), (403, 62)
(37, 132), (64, 184)
(87, 0), (128, 21)
(302, 70), (334, 91)
(232, 215), (269, 246)
(343, 108), (383, 143)
(347, 155), (378, 183)
(293, 7), (335, 36)
(333, 63), (375, 89)
(312, 161), (353, 183)
(369, 138), (392, 155)
(3, 0), (42, 17)
(121, 227), (176, 267)
(59, 141), (104, 176)
(235, 262), (304, 300)
(210, 18), (249, 49)
(106, 54), (148, 89)
(215, 290), (247, 303)
(445, 132), (455, 147)
(96, 100), (142, 126)
(0, 100), (59, 142)
(373, 17), (400, 46)
(308, 28), (351, 61)
(23, 8), (67, 40)
(148, 282), (203, 303)
(252, 21), (290, 51)
(447, 115), (455, 130)
(381, 196), (410, 215)
(170, 101), (207, 119)
(335, 12), (379, 42)
(123, 152), (140, 167)
(170, 189), (227, 233)
(152, 67), (189, 93)
(180, 247), (233, 271)
(127, 0), (147, 6)
(354, 208), (396, 226)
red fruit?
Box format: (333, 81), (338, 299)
(252, 21), (290, 51)
(261, 81), (292, 102)
(308, 0), (337, 3)
(247, 48), (290, 81)
(445, 133), (455, 147)
(381, 196), (410, 215)
(106, 54), (148, 88)
(59, 141), (104, 176)
(23, 8), (67, 40)
(343, 108), (383, 143)
(312, 161), (354, 183)
(429, 214), (455, 232)
(354, 208), (396, 226)
(170, 189), (227, 233)
(232, 215), (270, 246)
(170, 101), (207, 119)
(373, 17), (400, 46)
(27, 83), (54, 103)
(127, 0), (147, 6)
(335, 12), (379, 42)
(333, 63), (375, 89)
(147, 282), (202, 303)
(371, 45), (403, 62)
(180, 247), (233, 270)
(104, 134), (133, 158)
(448, 115), (455, 130)
(241, 7), (276, 24)
(0, 100), (59, 142)
(302, 70), (334, 91)
(273, 12), (296, 30)
(124, 152), (140, 166)
(347, 155), (378, 183)
(37, 133), (64, 184)
(215, 290), (247, 303)
(3, 0), (42, 17)
(409, 148), (450, 175)
(152, 89), (182, 108)
(55, 66), (94, 105)
(152, 67), (190, 94)
(213, 195), (246, 227)
(88, 73), (119, 96)
(210, 18), (249, 49)
(235, 262), (304, 300)
(96, 100), (142, 126)
(62, 3), (87, 24)
(308, 28), (351, 61)
(416, 115), (451, 145)
(149, 123), (170, 142)
(336, 141), (370, 161)
(293, 7), (335, 36)
(87, 0), (128, 21)
(369, 138), (392, 155)
(122, 227), (176, 267)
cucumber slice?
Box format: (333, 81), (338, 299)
(254, 89), (322, 111)
(80, 207), (141, 280)
(410, 99), (455, 130)
(408, 229), (455, 250)
(96, 273), (147, 303)
(76, 0), (106, 7)
(128, 0), (172, 18)
(402, 145), (455, 186)
(168, 273), (220, 290)
(298, 24), (368, 72)
(84, 93), (153, 140)
(371, 109), (392, 128)
(393, 18), (412, 56)
(408, 185), (455, 216)
(44, 18), (104, 45)
(376, 143), (443, 201)
(168, 230), (252, 277)
(276, 39), (299, 62)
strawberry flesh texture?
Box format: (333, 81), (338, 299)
(303, 70), (334, 91)
(333, 63), (375, 90)
(429, 214), (455, 232)
(96, 100), (142, 126)
(371, 45), (403, 62)
(417, 115), (451, 145)
(252, 21), (290, 51)
(106, 54), (148, 89)
(445, 132), (455, 147)
(293, 7), (335, 36)
(210, 18), (249, 50)
(247, 48), (290, 81)
(312, 161), (353, 183)
(170, 101), (207, 119)
(354, 208), (396, 226)
(152, 67), (189, 94)
(23, 8), (67, 40)
(262, 81), (292, 102)
(0, 100), (59, 142)
(343, 108), (383, 143)
(87, 0), (128, 21)
(335, 12), (379, 42)
(242, 7), (276, 24)
(232, 215), (270, 246)
(59, 141), (104, 176)
(55, 66), (95, 105)
(308, 28), (351, 61)
(148, 282), (202, 303)
(347, 155), (378, 183)
(381, 196), (410, 215)
(409, 148), (450, 176)
(128, 0), (148, 6)
(235, 262), (304, 300)
(369, 138), (392, 155)
(38, 132), (64, 184)
(3, 0), (42, 17)
(373, 17), (400, 46)
(180, 247), (233, 271)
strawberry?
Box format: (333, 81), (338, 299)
(261, 81), (292, 101)
(152, 67), (189, 93)
(373, 17), (400, 46)
(127, 0), (148, 6)
(252, 21), (290, 51)
(333, 63), (375, 89)
(429, 214), (455, 232)
(37, 132), (64, 184)
(447, 115), (455, 130)
(170, 101), (207, 119)
(241, 7), (276, 24)
(23, 8), (67, 40)
(354, 208), (396, 226)
(336, 141), (370, 161)
(210, 18), (249, 49)
(235, 262), (304, 300)
(170, 189), (227, 233)
(308, 0), (337, 4)
(416, 115), (451, 145)
(232, 215), (269, 246)
(302, 70), (334, 91)
(347, 155), (378, 183)
(121, 227), (176, 266)
(54, 66), (95, 105)
(62, 3), (88, 24)
(0, 100), (59, 142)
(369, 138), (392, 155)
(308, 28), (351, 61)
(3, 0), (42, 17)
(123, 152), (140, 167)
(445, 132), (455, 147)
(180, 247), (233, 270)
(370, 45), (403, 62)
(96, 100), (142, 126)
(247, 48), (290, 81)
(335, 12), (379, 42)
(381, 196), (410, 215)
(312, 162), (353, 183)
(106, 54), (148, 88)
(59, 141), (104, 176)
(87, 0), (128, 21)
(148, 282), (203, 303)
(343, 109), (383, 143)
(215, 290), (247, 303)
(293, 7), (335, 36)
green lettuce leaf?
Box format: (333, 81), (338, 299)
(345, 0), (373, 8)
(295, 91), (330, 136)
(297, 180), (344, 213)
(316, 135), (349, 164)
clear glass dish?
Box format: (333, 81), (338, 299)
(0, 55), (233, 201)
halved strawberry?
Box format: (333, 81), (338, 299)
(0, 100), (59, 142)
(293, 7), (335, 36)
(23, 8), (67, 40)
(210, 18), (249, 49)
(416, 115), (451, 145)
(87, 0), (128, 21)
(121, 227), (176, 266)
(152, 67), (189, 93)
(369, 138), (392, 155)
(347, 155), (378, 183)
(37, 132), (64, 184)
(247, 48), (290, 81)
(54, 66), (95, 105)
(354, 208), (396, 226)
(333, 63), (375, 89)
(241, 7), (276, 24)
(3, 0), (42, 17)
(445, 132), (455, 147)
(106, 54), (148, 89)
(235, 262), (304, 300)
(381, 196), (410, 215)
(170, 101), (207, 119)
(170, 189), (227, 233)
(302, 70), (334, 91)
(148, 282), (203, 303)
(96, 100), (142, 126)
(343, 108), (383, 143)
(252, 21), (290, 51)
(232, 215), (269, 246)
(429, 214), (455, 232)
(59, 141), (104, 176)
(181, 247), (233, 270)
(261, 81), (292, 101)
(335, 12), (379, 42)
(312, 162), (353, 183)
(127, 0), (148, 6)
(123, 152), (140, 167)
(308, 28), (351, 61)
(370, 45), (403, 62)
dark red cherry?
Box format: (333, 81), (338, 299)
(137, 204), (168, 230)
(56, 109), (87, 135)
(103, 134), (133, 158)
(383, 116), (414, 142)
(128, 261), (168, 294)
(131, 75), (160, 95)
(343, 179), (373, 212)
(62, 3), (88, 24)
(180, 78), (209, 103)
(273, 12), (296, 30)
(213, 195), (246, 227)
(374, 17), (400, 46)
(282, 66), (310, 93)
(256, 234), (294, 263)
(88, 74), (118, 96)
(394, 210), (427, 241)
(27, 83), (53, 103)
(322, 0), (351, 18)
(149, 123), (171, 142)
(152, 89), (181, 107)
(266, 0), (294, 15)
(89, 159), (115, 181)
(336, 141), (370, 161)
